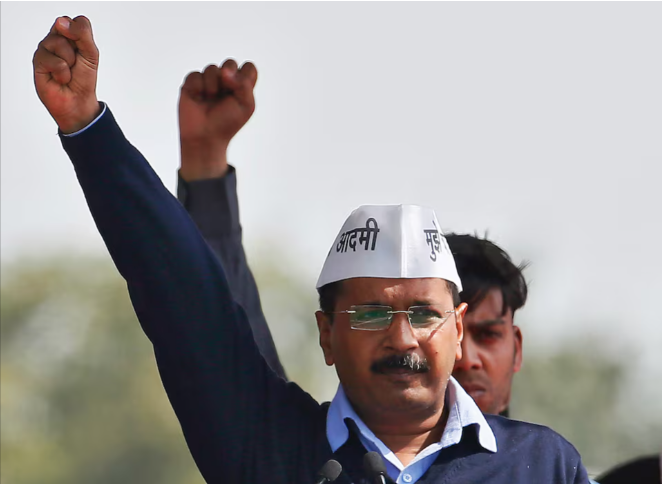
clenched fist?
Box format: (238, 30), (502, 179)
(179, 60), (258, 181)
(33, 16), (101, 134)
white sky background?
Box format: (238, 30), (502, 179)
(2, 2), (662, 409)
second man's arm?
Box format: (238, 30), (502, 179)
(176, 62), (286, 379)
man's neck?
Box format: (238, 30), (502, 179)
(361, 404), (450, 467)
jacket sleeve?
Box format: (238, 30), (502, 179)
(60, 106), (321, 483)
(177, 170), (287, 379)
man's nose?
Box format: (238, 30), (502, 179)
(454, 337), (482, 372)
(384, 313), (420, 353)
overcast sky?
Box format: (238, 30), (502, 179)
(2, 2), (662, 407)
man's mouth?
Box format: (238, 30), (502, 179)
(460, 383), (487, 399)
(377, 367), (425, 383)
(380, 367), (418, 375)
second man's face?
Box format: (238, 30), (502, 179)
(452, 288), (522, 415)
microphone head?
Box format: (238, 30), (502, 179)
(363, 451), (388, 477)
(317, 459), (342, 482)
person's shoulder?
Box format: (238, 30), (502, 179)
(484, 414), (582, 459)
(484, 415), (588, 482)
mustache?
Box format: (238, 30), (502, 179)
(371, 353), (430, 374)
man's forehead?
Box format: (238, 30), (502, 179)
(340, 277), (453, 302)
(466, 288), (514, 322)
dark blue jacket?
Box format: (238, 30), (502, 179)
(60, 106), (589, 484)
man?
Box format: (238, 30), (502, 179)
(176, 60), (286, 379)
(448, 235), (525, 417)
(175, 61), (525, 417)
(33, 16), (589, 483)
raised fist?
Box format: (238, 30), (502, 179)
(33, 16), (101, 134)
(179, 60), (258, 181)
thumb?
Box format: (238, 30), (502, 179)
(54, 16), (99, 66)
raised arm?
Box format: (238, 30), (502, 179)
(176, 64), (286, 379)
(33, 16), (321, 483)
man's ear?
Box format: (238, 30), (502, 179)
(455, 302), (468, 360)
(315, 310), (334, 366)
(513, 324), (523, 373)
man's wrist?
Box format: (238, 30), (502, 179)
(57, 100), (103, 134)
(179, 160), (230, 181)
(179, 142), (229, 182)
(177, 165), (241, 235)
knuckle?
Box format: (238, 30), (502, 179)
(42, 33), (69, 52)
(52, 35), (70, 50)
(52, 58), (68, 71)
(185, 71), (203, 87)
(74, 15), (91, 28)
(40, 35), (55, 49)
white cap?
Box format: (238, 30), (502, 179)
(316, 204), (463, 291)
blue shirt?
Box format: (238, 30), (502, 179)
(327, 376), (497, 483)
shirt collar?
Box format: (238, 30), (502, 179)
(326, 376), (497, 454)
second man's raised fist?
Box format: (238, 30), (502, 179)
(179, 60), (258, 181)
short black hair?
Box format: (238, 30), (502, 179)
(318, 279), (461, 316)
(446, 233), (528, 316)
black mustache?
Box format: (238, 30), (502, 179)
(371, 354), (430, 374)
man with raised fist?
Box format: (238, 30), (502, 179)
(34, 16), (589, 484)
(176, 61), (286, 379)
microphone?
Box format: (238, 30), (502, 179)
(363, 451), (396, 484)
(313, 459), (342, 484)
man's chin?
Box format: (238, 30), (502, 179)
(464, 390), (497, 414)
(381, 391), (433, 413)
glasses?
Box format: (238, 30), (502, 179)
(332, 305), (455, 331)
